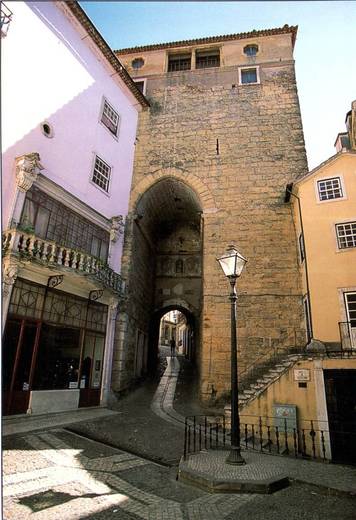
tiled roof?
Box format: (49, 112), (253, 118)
(115, 25), (298, 55)
(65, 2), (149, 108)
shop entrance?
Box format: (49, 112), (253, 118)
(2, 278), (108, 415)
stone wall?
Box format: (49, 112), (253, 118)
(116, 35), (308, 402)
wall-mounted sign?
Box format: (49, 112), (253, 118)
(273, 404), (297, 432)
(294, 369), (310, 382)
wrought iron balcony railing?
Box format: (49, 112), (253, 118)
(2, 228), (124, 295)
(1, 2), (13, 38)
(339, 321), (356, 350)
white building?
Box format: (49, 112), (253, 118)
(1, 1), (148, 415)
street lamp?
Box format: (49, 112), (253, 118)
(217, 244), (247, 465)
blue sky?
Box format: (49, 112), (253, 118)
(80, 1), (356, 169)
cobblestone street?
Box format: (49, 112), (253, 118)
(3, 428), (356, 519)
(3, 353), (356, 519)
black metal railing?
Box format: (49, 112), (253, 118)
(183, 414), (356, 463)
(339, 321), (356, 351)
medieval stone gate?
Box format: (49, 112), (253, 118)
(112, 26), (308, 403)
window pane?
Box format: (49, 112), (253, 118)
(241, 69), (257, 84)
(33, 324), (81, 390)
(35, 206), (50, 238)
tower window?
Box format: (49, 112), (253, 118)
(196, 49), (220, 69)
(244, 44), (259, 56)
(132, 58), (144, 69)
(239, 67), (260, 85)
(168, 53), (191, 72)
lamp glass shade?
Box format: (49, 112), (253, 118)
(217, 246), (247, 278)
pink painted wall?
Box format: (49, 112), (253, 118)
(2, 1), (140, 269)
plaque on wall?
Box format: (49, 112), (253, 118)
(294, 369), (310, 382)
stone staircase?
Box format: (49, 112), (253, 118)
(237, 353), (303, 410)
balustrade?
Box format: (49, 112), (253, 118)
(2, 228), (124, 295)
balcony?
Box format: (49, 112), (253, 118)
(2, 228), (124, 296)
(339, 321), (356, 351)
(1, 2), (13, 38)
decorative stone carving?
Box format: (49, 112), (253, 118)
(3, 263), (19, 296)
(15, 153), (44, 192)
(110, 215), (124, 242)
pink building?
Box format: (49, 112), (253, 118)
(1, 1), (148, 415)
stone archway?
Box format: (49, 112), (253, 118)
(113, 176), (205, 392)
(149, 302), (196, 372)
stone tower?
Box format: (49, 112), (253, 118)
(113, 25), (308, 403)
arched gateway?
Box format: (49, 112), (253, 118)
(112, 175), (212, 393)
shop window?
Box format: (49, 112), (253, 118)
(20, 187), (110, 261)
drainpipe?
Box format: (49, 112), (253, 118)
(285, 183), (314, 341)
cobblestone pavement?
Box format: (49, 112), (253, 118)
(3, 352), (356, 519)
(3, 428), (356, 520)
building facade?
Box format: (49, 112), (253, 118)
(238, 101), (356, 465)
(114, 26), (309, 402)
(289, 100), (356, 350)
(2, 1), (148, 416)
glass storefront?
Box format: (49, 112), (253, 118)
(3, 278), (108, 415)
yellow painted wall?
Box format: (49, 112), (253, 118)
(240, 357), (356, 457)
(292, 152), (356, 343)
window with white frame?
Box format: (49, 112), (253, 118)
(317, 177), (343, 201)
(92, 156), (111, 193)
(336, 221), (356, 249)
(101, 99), (119, 136)
(239, 66), (259, 85)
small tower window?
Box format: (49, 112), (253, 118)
(243, 44), (259, 56)
(132, 58), (144, 69)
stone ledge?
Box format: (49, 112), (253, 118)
(178, 450), (289, 494)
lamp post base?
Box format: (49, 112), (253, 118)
(226, 447), (246, 465)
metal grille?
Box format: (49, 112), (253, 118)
(336, 221), (356, 249)
(9, 279), (45, 319)
(20, 187), (109, 260)
(101, 100), (119, 136)
(317, 177), (343, 201)
(92, 155), (111, 193)
(168, 54), (191, 72)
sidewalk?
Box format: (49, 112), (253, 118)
(3, 353), (356, 497)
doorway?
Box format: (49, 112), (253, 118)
(324, 369), (356, 464)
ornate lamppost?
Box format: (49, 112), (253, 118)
(217, 245), (247, 465)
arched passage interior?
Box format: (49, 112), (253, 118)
(128, 177), (203, 377)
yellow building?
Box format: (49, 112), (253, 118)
(288, 100), (356, 350)
(236, 101), (356, 465)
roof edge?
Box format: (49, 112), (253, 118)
(115, 24), (298, 55)
(294, 150), (356, 186)
(64, 1), (149, 108)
